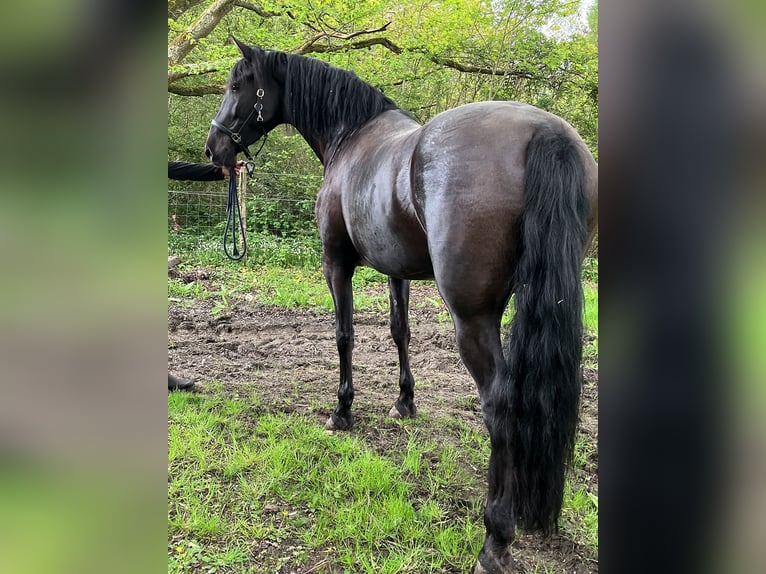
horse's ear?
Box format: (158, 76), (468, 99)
(231, 36), (262, 62)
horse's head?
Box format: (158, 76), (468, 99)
(205, 38), (286, 168)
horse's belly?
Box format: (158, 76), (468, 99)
(359, 252), (434, 280)
(351, 226), (433, 280)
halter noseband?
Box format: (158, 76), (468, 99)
(211, 88), (267, 171)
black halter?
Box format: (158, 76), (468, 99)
(210, 88), (268, 175)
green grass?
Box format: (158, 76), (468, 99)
(168, 239), (391, 313)
(250, 266), (388, 311)
(169, 391), (598, 572)
(168, 393), (488, 572)
(581, 255), (598, 283)
(583, 281), (598, 334)
(170, 232), (323, 269)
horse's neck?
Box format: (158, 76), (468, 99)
(294, 128), (328, 164)
(294, 124), (351, 167)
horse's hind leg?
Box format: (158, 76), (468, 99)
(387, 277), (417, 419)
(451, 313), (516, 574)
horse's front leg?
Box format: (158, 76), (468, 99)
(323, 256), (356, 431)
(388, 277), (417, 419)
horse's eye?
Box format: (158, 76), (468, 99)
(231, 83), (240, 92)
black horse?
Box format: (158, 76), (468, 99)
(205, 39), (598, 574)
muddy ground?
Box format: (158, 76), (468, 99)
(168, 280), (598, 573)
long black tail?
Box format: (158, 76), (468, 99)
(506, 129), (589, 535)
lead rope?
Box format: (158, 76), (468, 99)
(223, 171), (247, 260)
(213, 88), (269, 260)
(221, 133), (268, 261)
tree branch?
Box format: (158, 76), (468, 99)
(379, 69), (441, 89)
(302, 36), (538, 80)
(233, 1), (281, 18)
(299, 36), (401, 55)
(169, 61), (233, 82)
(435, 56), (536, 79)
(169, 84), (225, 96)
(293, 22), (391, 54)
(168, 0), (236, 81)
(168, 0), (207, 20)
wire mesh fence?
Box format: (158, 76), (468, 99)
(168, 188), (228, 236)
(169, 172), (322, 234)
(168, 172), (324, 266)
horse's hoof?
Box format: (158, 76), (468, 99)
(475, 545), (515, 574)
(389, 402), (417, 419)
(325, 413), (353, 431)
(473, 560), (513, 574)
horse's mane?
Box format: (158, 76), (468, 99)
(275, 51), (399, 141)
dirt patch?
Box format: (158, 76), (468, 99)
(169, 281), (598, 572)
(169, 284), (479, 427)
